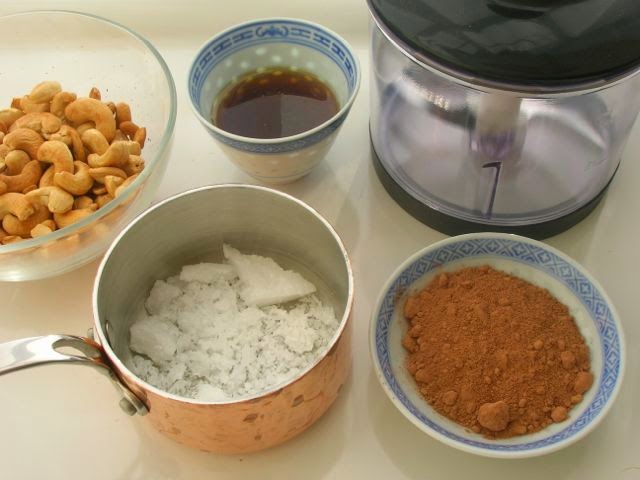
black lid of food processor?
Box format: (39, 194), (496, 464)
(369, 0), (640, 88)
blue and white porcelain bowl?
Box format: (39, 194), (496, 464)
(371, 233), (625, 458)
(188, 18), (360, 184)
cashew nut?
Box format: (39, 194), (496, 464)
(3, 204), (51, 236)
(0, 145), (10, 160)
(133, 127), (147, 149)
(65, 98), (115, 142)
(0, 132), (4, 144)
(115, 102), (132, 126)
(26, 186), (74, 214)
(1, 235), (24, 245)
(89, 87), (102, 101)
(60, 125), (85, 163)
(81, 128), (109, 155)
(3, 128), (44, 159)
(53, 207), (94, 229)
(118, 121), (138, 139)
(0, 109), (24, 129)
(113, 129), (128, 142)
(22, 185), (37, 194)
(19, 96), (49, 113)
(28, 81), (62, 104)
(10, 112), (62, 135)
(104, 175), (124, 197)
(73, 196), (96, 210)
(124, 155), (145, 176)
(37, 140), (74, 174)
(0, 192), (35, 221)
(39, 165), (56, 188)
(89, 167), (127, 184)
(87, 141), (129, 168)
(50, 91), (77, 119)
(95, 194), (113, 208)
(92, 185), (107, 196)
(115, 174), (139, 198)
(76, 122), (96, 136)
(31, 219), (57, 238)
(4, 150), (30, 176)
(0, 160), (43, 193)
(54, 161), (93, 196)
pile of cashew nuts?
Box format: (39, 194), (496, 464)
(0, 81), (146, 245)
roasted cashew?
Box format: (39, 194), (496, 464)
(50, 91), (77, 119)
(124, 155), (145, 176)
(0, 132), (4, 144)
(0, 192), (35, 221)
(45, 126), (84, 162)
(28, 81), (62, 104)
(10, 112), (62, 135)
(54, 161), (93, 195)
(37, 140), (74, 174)
(39, 165), (56, 188)
(118, 121), (138, 139)
(76, 122), (95, 136)
(87, 141), (129, 168)
(3, 128), (44, 158)
(4, 150), (30, 176)
(54, 207), (94, 229)
(26, 186), (74, 214)
(30, 219), (57, 238)
(73, 196), (96, 210)
(114, 102), (132, 126)
(104, 175), (124, 197)
(60, 125), (85, 163)
(0, 108), (24, 129)
(22, 184), (37, 194)
(89, 167), (127, 184)
(65, 98), (115, 142)
(115, 173), (139, 198)
(95, 194), (113, 208)
(81, 128), (109, 155)
(3, 204), (51, 236)
(0, 145), (10, 160)
(133, 127), (147, 149)
(1, 235), (24, 245)
(89, 87), (102, 101)
(113, 129), (128, 142)
(92, 185), (107, 195)
(0, 160), (43, 193)
(19, 96), (49, 113)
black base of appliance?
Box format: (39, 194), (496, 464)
(371, 139), (613, 240)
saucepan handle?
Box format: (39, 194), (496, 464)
(0, 334), (148, 416)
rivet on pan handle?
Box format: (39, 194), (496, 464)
(0, 334), (148, 416)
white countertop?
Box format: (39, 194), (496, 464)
(1, 2), (639, 479)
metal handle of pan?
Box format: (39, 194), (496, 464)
(0, 334), (148, 416)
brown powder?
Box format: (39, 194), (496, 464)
(402, 265), (593, 438)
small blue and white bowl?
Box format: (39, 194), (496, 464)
(371, 233), (625, 458)
(188, 18), (360, 184)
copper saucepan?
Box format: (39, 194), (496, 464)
(0, 185), (354, 454)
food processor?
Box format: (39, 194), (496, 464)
(368, 0), (640, 238)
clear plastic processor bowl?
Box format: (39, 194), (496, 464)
(0, 11), (176, 281)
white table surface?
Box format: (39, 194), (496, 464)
(1, 2), (639, 479)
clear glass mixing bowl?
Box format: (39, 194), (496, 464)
(0, 11), (176, 280)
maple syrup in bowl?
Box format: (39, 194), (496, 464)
(187, 18), (360, 183)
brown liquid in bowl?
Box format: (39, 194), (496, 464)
(212, 67), (339, 139)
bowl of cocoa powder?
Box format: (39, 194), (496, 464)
(370, 233), (625, 458)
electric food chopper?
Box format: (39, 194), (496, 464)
(368, 0), (640, 238)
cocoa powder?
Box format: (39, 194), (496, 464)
(402, 265), (593, 438)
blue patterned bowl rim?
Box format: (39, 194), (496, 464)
(186, 17), (361, 148)
(370, 233), (625, 458)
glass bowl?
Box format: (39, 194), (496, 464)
(0, 11), (176, 281)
